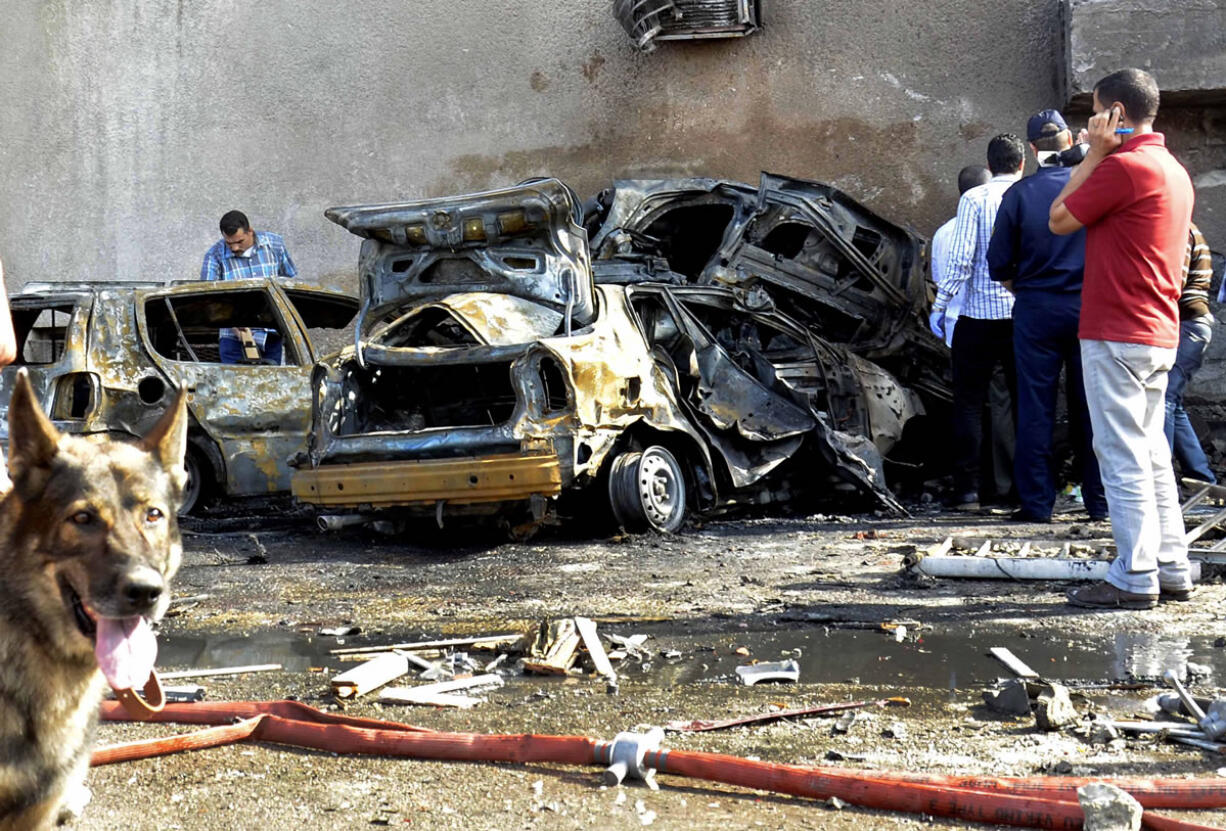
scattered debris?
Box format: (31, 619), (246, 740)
(882, 721), (908, 740)
(1034, 683), (1078, 731)
(982, 678), (1033, 716)
(379, 674), (504, 708)
(330, 634), (523, 656)
(735, 659), (800, 686)
(1163, 668), (1226, 740)
(330, 652), (411, 700)
(574, 616), (619, 692)
(524, 619), (582, 675)
(159, 664), (282, 680)
(988, 647), (1041, 681)
(664, 698), (909, 733)
(1077, 782), (1143, 831)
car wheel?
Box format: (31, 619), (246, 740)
(608, 445), (687, 533)
(179, 445), (211, 516)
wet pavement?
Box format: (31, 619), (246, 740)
(84, 506), (1226, 830)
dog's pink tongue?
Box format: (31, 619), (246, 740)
(95, 616), (157, 691)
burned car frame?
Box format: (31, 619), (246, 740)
(0, 278), (359, 513)
(586, 173), (947, 403)
(290, 178), (926, 533)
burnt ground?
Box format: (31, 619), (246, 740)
(82, 501), (1226, 830)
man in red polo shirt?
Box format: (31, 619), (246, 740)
(1049, 68), (1194, 609)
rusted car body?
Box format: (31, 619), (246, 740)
(291, 179), (925, 532)
(0, 279), (358, 512)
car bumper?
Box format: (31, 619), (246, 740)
(290, 452), (562, 508)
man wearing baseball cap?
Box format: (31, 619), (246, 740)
(987, 109), (1107, 525)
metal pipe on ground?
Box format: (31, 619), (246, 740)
(908, 555), (1201, 582)
(316, 514), (373, 532)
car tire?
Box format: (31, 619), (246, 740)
(607, 445), (687, 533)
(179, 445), (212, 516)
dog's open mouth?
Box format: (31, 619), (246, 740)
(60, 577), (96, 640)
(59, 577), (159, 691)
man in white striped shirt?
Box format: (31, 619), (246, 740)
(930, 134), (1026, 508)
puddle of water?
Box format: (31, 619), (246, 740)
(156, 623), (1225, 690)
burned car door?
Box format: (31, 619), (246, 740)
(710, 173), (927, 356)
(625, 286), (903, 512)
(137, 282), (322, 496)
(0, 294), (94, 432)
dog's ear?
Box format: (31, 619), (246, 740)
(139, 386), (188, 475)
(7, 369), (62, 487)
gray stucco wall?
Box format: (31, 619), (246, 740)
(0, 0), (1067, 293)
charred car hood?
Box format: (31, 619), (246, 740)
(326, 179), (595, 334)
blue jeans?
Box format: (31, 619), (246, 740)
(1012, 293), (1107, 518)
(1164, 315), (1215, 484)
(219, 329), (283, 365)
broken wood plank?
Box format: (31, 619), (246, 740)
(523, 619), (581, 675)
(329, 633), (523, 656)
(330, 652), (410, 699)
(378, 673), (504, 707)
(973, 539), (993, 557)
(574, 616), (616, 681)
(927, 536), (953, 557)
(159, 664), (281, 680)
(989, 647), (1040, 680)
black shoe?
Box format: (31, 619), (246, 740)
(1087, 514), (1109, 522)
(1008, 509), (1051, 523)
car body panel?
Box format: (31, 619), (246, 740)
(325, 179), (595, 338)
(292, 452), (562, 508)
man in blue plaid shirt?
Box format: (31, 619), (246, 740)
(200, 210), (297, 364)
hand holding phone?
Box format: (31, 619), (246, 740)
(1086, 105), (1125, 154)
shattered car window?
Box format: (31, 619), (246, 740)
(13, 306), (76, 365)
(144, 290), (301, 365)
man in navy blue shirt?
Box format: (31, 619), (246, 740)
(988, 109), (1108, 523)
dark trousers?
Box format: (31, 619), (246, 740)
(1012, 293), (1107, 517)
(951, 317), (1017, 499)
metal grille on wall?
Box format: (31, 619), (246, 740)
(613, 0), (763, 52)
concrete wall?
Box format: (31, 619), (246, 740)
(0, 0), (1067, 294)
(1066, 0), (1226, 99)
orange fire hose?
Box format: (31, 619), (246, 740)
(95, 701), (1226, 831)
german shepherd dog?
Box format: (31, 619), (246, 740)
(0, 371), (186, 829)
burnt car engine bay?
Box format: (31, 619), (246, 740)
(289, 174), (947, 532)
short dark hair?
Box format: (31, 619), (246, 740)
(957, 165), (991, 195)
(1094, 68), (1160, 122)
(1032, 130), (1073, 153)
(986, 134), (1025, 175)
(219, 210), (250, 236)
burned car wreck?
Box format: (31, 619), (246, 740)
(0, 278), (359, 514)
(290, 177), (934, 533)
